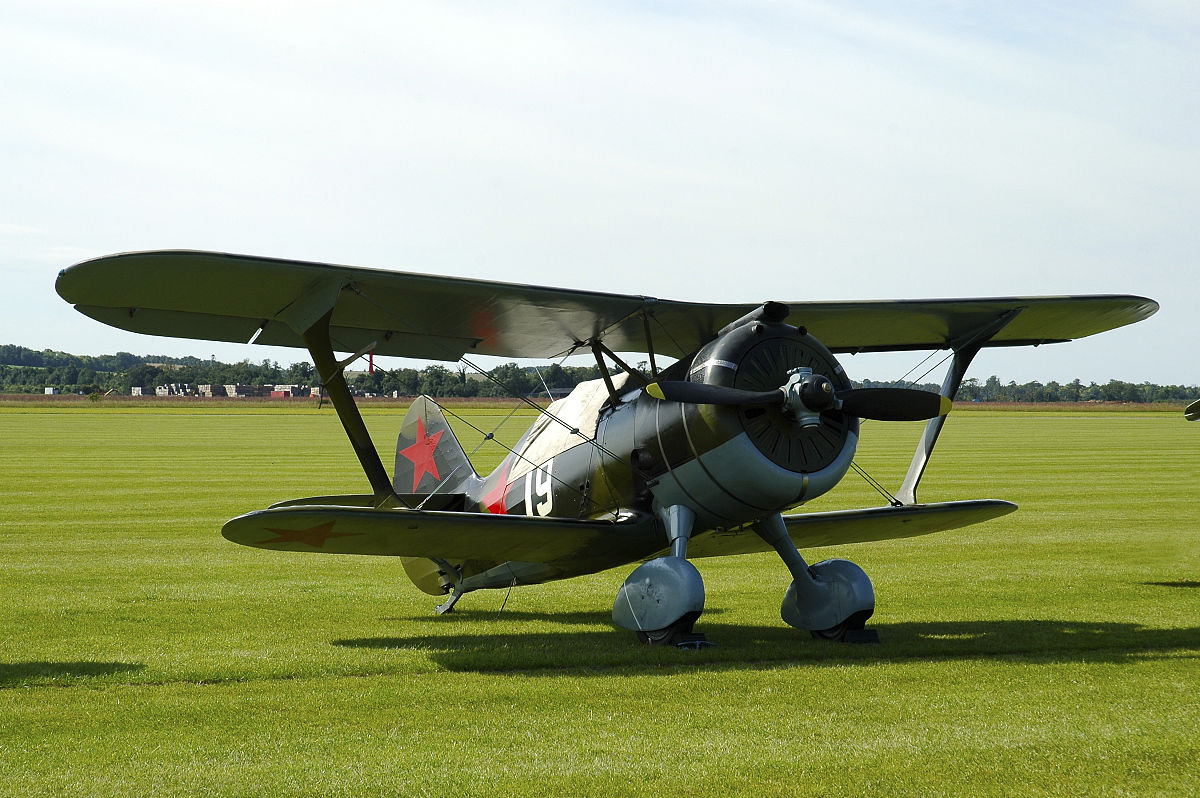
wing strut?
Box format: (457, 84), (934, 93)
(593, 341), (650, 388)
(895, 310), (1020, 505)
(301, 308), (400, 504)
(590, 340), (619, 400)
(641, 313), (659, 377)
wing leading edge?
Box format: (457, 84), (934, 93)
(57, 250), (1158, 361)
(222, 500), (1015, 574)
(221, 505), (665, 577)
(684, 499), (1019, 559)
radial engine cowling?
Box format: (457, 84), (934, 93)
(637, 317), (859, 530)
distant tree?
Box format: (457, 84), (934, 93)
(380, 368), (420, 396)
(564, 365), (604, 384)
(478, 363), (535, 397)
(284, 361), (314, 383)
(419, 365), (463, 396)
(123, 364), (163, 391)
(352, 371), (382, 394)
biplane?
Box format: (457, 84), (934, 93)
(56, 251), (1158, 645)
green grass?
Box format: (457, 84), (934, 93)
(1, 405), (1197, 796)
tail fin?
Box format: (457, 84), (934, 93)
(395, 396), (480, 597)
(394, 396), (478, 496)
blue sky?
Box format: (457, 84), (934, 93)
(2, 1), (1196, 384)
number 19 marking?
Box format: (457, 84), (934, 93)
(524, 459), (554, 517)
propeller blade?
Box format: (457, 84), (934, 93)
(645, 381), (782, 406)
(645, 380), (951, 421)
(838, 388), (951, 421)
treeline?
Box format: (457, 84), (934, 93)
(0, 344), (201, 372)
(349, 363), (607, 398)
(861, 376), (1197, 404)
(2, 344), (1195, 401)
(0, 344), (606, 397)
(0, 357), (315, 395)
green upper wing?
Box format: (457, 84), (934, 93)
(56, 250), (1158, 360)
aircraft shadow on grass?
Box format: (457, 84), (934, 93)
(332, 619), (1200, 675)
(0, 661), (145, 687)
(379, 608), (727, 626)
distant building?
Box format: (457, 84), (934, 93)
(131, 387), (143, 396)
(198, 384), (227, 397)
(269, 384), (311, 398)
(44, 387), (59, 395)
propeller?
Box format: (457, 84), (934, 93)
(838, 388), (952, 421)
(645, 372), (951, 422)
(644, 381), (780, 406)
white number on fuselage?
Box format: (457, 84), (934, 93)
(523, 459), (554, 517)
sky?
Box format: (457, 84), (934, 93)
(2, 0), (1197, 385)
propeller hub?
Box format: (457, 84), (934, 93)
(781, 367), (832, 428)
(799, 373), (836, 411)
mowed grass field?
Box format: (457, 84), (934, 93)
(1, 401), (1197, 797)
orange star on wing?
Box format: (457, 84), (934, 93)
(259, 521), (362, 548)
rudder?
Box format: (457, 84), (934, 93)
(395, 396), (482, 597)
(394, 396), (478, 496)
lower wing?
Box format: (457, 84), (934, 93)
(686, 499), (1018, 558)
(221, 504), (664, 575)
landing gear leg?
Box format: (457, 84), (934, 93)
(435, 585), (464, 615)
(432, 558), (464, 615)
(613, 504), (712, 647)
(753, 513), (878, 643)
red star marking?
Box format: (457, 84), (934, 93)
(259, 521), (362, 548)
(481, 458), (513, 514)
(398, 417), (444, 492)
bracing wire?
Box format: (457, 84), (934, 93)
(337, 285), (636, 474)
(362, 367), (617, 516)
(456, 352), (630, 466)
(462, 402), (525, 460)
(531, 364), (553, 399)
(849, 461), (902, 507)
(336, 343), (605, 513)
(893, 350), (940, 386)
(494, 577), (517, 619)
(907, 350), (956, 388)
(429, 397), (606, 514)
(847, 345), (955, 506)
(645, 309), (684, 356)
